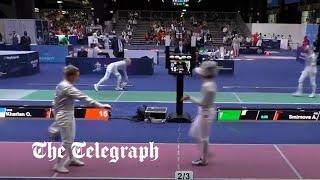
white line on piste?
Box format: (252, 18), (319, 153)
(4, 141), (320, 146)
(177, 124), (182, 170)
(51, 172), (58, 177)
(0, 176), (173, 179)
(223, 85), (320, 90)
(273, 144), (303, 179)
(233, 92), (243, 102)
(114, 91), (125, 102)
(0, 176), (305, 179)
(2, 98), (320, 105)
(27, 83), (134, 87)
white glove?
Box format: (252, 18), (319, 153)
(103, 104), (112, 109)
(121, 82), (128, 88)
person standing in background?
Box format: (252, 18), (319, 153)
(174, 40), (188, 54)
(252, 32), (258, 46)
(288, 35), (293, 51)
(256, 33), (262, 47)
(20, 31), (31, 51)
(313, 36), (320, 62)
(302, 36), (310, 48)
(112, 34), (125, 58)
(232, 34), (241, 57)
(11, 31), (20, 45)
(293, 45), (318, 98)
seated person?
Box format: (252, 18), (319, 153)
(59, 35), (69, 46)
(48, 33), (59, 45)
(77, 46), (88, 57)
(92, 44), (102, 58)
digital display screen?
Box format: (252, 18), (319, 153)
(267, 0), (279, 8)
(218, 109), (320, 121)
(168, 54), (192, 75)
(172, 0), (189, 6)
(285, 0), (300, 4)
(0, 106), (110, 120)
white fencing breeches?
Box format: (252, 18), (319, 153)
(233, 45), (240, 57)
(189, 107), (215, 161)
(53, 111), (76, 162)
(96, 66), (122, 88)
(298, 66), (317, 93)
(256, 40), (262, 47)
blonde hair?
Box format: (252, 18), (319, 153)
(64, 65), (79, 78)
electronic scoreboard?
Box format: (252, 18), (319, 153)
(0, 106), (110, 120)
(172, 0), (189, 6)
(168, 54), (192, 75)
(218, 108), (320, 121)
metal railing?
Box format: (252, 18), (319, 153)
(115, 10), (238, 22)
(236, 13), (251, 37)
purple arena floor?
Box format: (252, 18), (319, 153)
(0, 142), (319, 179)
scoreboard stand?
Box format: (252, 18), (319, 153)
(167, 54), (192, 123)
(167, 74), (191, 123)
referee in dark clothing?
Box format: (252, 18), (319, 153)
(20, 31), (31, 51)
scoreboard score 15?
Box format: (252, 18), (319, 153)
(168, 54), (192, 75)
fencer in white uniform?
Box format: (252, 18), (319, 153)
(232, 34), (241, 57)
(49, 65), (111, 173)
(293, 45), (318, 98)
(94, 58), (131, 91)
(182, 61), (217, 166)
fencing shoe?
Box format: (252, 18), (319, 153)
(53, 163), (69, 173)
(115, 87), (123, 91)
(309, 93), (316, 98)
(94, 84), (99, 92)
(191, 159), (208, 166)
(292, 91), (303, 97)
(67, 158), (85, 166)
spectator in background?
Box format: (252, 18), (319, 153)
(37, 34), (44, 45)
(302, 36), (310, 47)
(20, 31), (31, 51)
(11, 31), (20, 45)
(111, 34), (125, 58)
(245, 36), (251, 47)
(232, 34), (241, 57)
(256, 33), (262, 47)
(77, 46), (88, 57)
(252, 32), (258, 46)
(103, 34), (110, 50)
(91, 32), (99, 47)
(48, 32), (59, 45)
(288, 35), (293, 51)
(59, 35), (69, 45)
(175, 40), (188, 54)
(314, 36), (320, 61)
(127, 30), (133, 45)
(92, 44), (101, 58)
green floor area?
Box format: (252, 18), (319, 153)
(0, 89), (319, 104)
